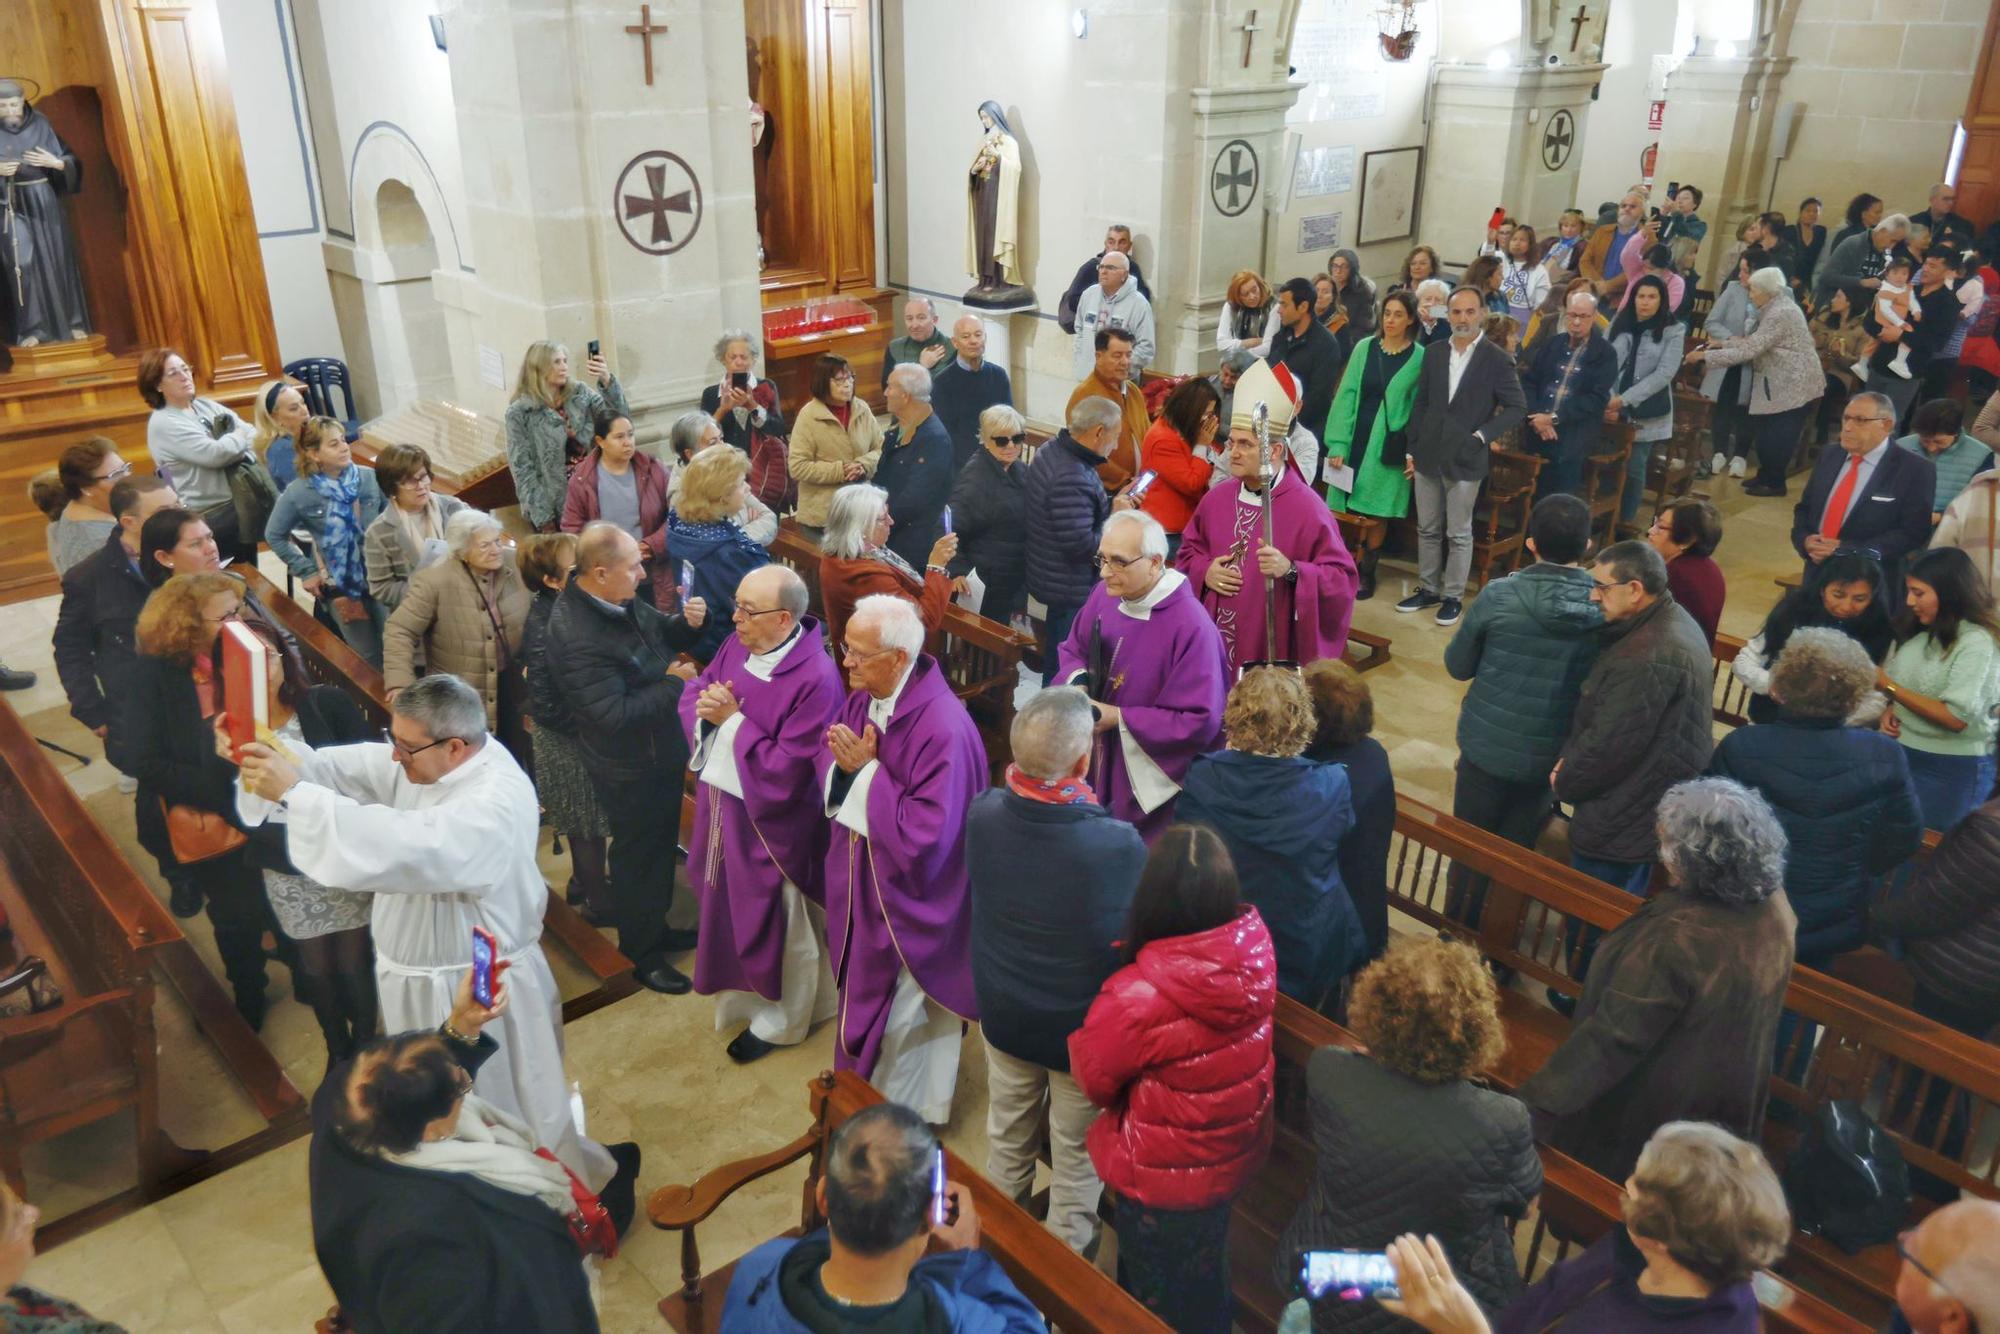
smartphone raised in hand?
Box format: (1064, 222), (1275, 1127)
(471, 926), (499, 1007)
(730, 370), (752, 390)
(1299, 1250), (1400, 1303)
(587, 338), (601, 359)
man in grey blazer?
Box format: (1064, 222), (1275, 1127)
(1397, 287), (1529, 626)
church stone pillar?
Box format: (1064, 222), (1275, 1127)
(442, 0), (762, 437)
(1153, 81), (1304, 380)
(1655, 54), (1795, 290)
(1428, 62), (1610, 263)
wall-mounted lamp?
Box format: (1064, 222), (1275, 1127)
(1071, 8), (1088, 39)
(429, 15), (447, 51)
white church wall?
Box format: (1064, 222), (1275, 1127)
(881, 0), (1194, 425)
(1270, 0), (1443, 285)
(1573, 0), (1681, 215)
(214, 0), (345, 369)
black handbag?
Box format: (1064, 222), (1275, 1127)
(1781, 1099), (1911, 1253)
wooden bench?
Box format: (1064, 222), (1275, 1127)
(1382, 794), (1998, 1322)
(1224, 997), (1864, 1333)
(647, 1068), (1168, 1333)
(1469, 447), (1543, 592)
(232, 565), (638, 1020)
(0, 699), (232, 1222)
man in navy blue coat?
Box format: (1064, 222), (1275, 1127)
(930, 315), (1014, 470)
(1790, 389), (1935, 592)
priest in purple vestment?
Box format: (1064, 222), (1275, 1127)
(817, 594), (987, 1123)
(1055, 510), (1228, 842)
(1177, 358), (1358, 670)
(682, 566), (845, 1065)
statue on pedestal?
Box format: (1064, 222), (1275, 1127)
(964, 101), (1034, 310)
(0, 79), (91, 348)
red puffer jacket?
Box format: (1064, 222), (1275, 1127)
(1068, 907), (1277, 1211)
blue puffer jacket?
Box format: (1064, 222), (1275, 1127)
(1444, 564), (1604, 783)
(1178, 750), (1363, 1005)
(722, 1231), (1044, 1332)
(1022, 431), (1111, 609)
(1707, 715), (1924, 961)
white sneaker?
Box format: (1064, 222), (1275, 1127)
(1850, 360), (1871, 380)
(1729, 456), (1747, 478)
(117, 774), (137, 794)
(1710, 451), (1727, 475)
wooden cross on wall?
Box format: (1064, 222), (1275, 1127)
(1239, 9), (1261, 69)
(1569, 2), (1594, 52)
(627, 3), (668, 86)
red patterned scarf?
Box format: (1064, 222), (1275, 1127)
(1004, 763), (1095, 806)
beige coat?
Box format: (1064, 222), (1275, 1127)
(382, 557), (531, 725)
(788, 397), (884, 527)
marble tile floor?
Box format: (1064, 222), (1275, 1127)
(0, 481), (1816, 1329)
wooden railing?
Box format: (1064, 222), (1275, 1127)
(233, 564), (637, 1020)
(1381, 794), (1996, 1321)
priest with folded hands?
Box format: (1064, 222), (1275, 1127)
(1055, 510), (1228, 842)
(819, 594), (987, 1124)
(1176, 358), (1359, 671)
(681, 564), (844, 1067)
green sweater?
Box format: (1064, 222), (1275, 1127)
(1886, 624), (2000, 756)
(1896, 431), (1997, 513)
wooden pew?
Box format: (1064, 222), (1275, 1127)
(1382, 794), (1999, 1321)
(647, 1068), (1169, 1333)
(767, 523), (1037, 775)
(232, 564), (638, 1020)
(1225, 997), (1864, 1334)
(0, 697), (301, 1225)
(1711, 630), (1754, 728)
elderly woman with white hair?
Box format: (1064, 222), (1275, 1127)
(1686, 266), (1824, 497)
(1814, 210), (1911, 311)
(664, 408), (722, 511)
(383, 507), (533, 762)
(699, 329), (786, 453)
(1709, 628), (1922, 967)
(1381, 1121), (1791, 1333)
(946, 402), (1029, 623)
(1517, 778), (1798, 1181)
(817, 483), (956, 656)
(1412, 277), (1454, 346)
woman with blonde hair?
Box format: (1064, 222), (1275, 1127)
(128, 571), (278, 1026)
(667, 443), (771, 660)
(32, 435), (125, 576)
(788, 352), (882, 540)
(1276, 937), (1539, 1330)
(266, 416), (389, 664)
(1384, 1123), (1789, 1333)
(1217, 269), (1279, 358)
(1178, 666), (1365, 1004)
(252, 378), (312, 486)
(503, 339), (627, 532)
(383, 508), (533, 763)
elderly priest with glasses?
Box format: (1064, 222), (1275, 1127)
(1054, 510), (1228, 842)
(226, 672), (620, 1191)
(1176, 358), (1360, 672)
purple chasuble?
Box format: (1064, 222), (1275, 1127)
(679, 616), (845, 1001)
(1055, 574), (1228, 842)
(816, 654), (988, 1078)
(1176, 469), (1358, 670)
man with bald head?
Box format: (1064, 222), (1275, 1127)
(1070, 249), (1156, 381)
(1893, 1199), (2000, 1332)
(545, 522), (707, 994)
(931, 312), (1014, 469)
(820, 595), (987, 1122)
(680, 565), (845, 1063)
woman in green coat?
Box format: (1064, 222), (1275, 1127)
(1325, 290), (1425, 598)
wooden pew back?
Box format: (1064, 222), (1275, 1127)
(0, 697), (179, 1206)
(649, 1069), (1168, 1332)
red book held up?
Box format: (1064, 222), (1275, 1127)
(221, 621), (272, 756)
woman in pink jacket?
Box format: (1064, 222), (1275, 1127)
(560, 410), (673, 607)
(1068, 823), (1277, 1333)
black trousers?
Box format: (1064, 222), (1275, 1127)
(1751, 402), (1817, 490)
(592, 761), (685, 971)
(1447, 757), (1555, 928)
(978, 573), (1025, 626)
(198, 847), (272, 999)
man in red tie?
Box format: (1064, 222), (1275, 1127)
(1791, 390), (1935, 591)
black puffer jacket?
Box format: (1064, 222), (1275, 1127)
(542, 582), (699, 783)
(1555, 594), (1714, 863)
(523, 586), (574, 736)
(1874, 796), (2000, 1019)
(947, 448), (1026, 590)
(1275, 1048), (1541, 1331)
(1022, 431), (1110, 609)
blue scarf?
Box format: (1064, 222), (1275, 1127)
(309, 465), (368, 597)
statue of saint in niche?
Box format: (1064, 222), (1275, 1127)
(964, 101), (1033, 309)
(0, 78), (91, 347)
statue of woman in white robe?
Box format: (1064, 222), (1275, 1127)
(965, 101), (1034, 309)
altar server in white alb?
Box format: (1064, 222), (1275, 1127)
(228, 673), (615, 1189)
